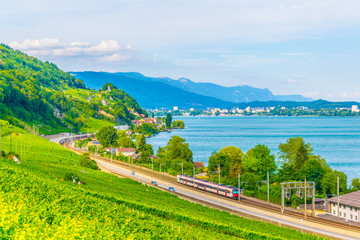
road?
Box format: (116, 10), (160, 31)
(95, 158), (360, 240)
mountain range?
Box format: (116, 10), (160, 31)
(71, 71), (312, 109)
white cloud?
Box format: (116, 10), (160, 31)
(9, 38), (133, 62)
(9, 38), (64, 50)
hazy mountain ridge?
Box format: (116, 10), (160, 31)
(110, 72), (313, 103)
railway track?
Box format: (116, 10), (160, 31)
(63, 142), (360, 235)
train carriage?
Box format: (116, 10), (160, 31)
(177, 174), (240, 199)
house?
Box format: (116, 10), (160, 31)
(143, 117), (158, 124)
(104, 147), (116, 154)
(194, 162), (205, 169)
(325, 191), (360, 222)
(116, 148), (136, 157)
(132, 117), (158, 126)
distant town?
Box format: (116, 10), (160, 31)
(149, 105), (360, 117)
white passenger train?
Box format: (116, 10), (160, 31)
(176, 174), (240, 199)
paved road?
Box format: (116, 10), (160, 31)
(96, 159), (360, 240)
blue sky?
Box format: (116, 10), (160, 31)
(2, 0), (360, 101)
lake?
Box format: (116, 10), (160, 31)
(147, 116), (360, 182)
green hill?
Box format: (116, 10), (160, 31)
(0, 122), (322, 239)
(0, 44), (146, 134)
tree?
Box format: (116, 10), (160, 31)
(298, 158), (325, 192)
(243, 144), (276, 180)
(162, 135), (192, 162)
(218, 146), (244, 178)
(351, 178), (360, 191)
(172, 120), (185, 129)
(79, 153), (99, 170)
(241, 172), (262, 191)
(165, 113), (172, 128)
(96, 126), (118, 147)
(278, 137), (312, 171)
(208, 151), (232, 178)
(207, 146), (244, 178)
(101, 83), (118, 91)
(321, 170), (347, 195)
(118, 137), (135, 148)
(136, 133), (146, 153)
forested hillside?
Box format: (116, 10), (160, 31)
(0, 44), (146, 134)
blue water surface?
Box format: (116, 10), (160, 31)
(147, 116), (360, 182)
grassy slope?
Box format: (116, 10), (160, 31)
(0, 124), (324, 239)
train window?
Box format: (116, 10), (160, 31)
(233, 190), (239, 194)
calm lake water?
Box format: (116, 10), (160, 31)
(147, 116), (360, 182)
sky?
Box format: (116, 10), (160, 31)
(2, 0), (360, 101)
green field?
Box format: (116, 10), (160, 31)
(0, 123), (325, 239)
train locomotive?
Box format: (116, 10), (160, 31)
(176, 174), (240, 199)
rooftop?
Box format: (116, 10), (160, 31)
(327, 191), (360, 208)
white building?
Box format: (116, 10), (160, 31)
(173, 106), (179, 111)
(326, 191), (360, 222)
(189, 108), (194, 111)
(246, 106), (251, 112)
(351, 105), (359, 113)
(116, 148), (136, 157)
(114, 125), (129, 131)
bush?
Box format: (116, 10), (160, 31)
(64, 172), (84, 184)
(79, 153), (99, 170)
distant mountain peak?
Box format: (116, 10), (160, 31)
(72, 71), (313, 109)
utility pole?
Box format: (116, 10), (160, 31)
(267, 171), (270, 203)
(337, 176), (340, 221)
(160, 163), (162, 178)
(238, 172), (241, 202)
(218, 164), (221, 184)
(193, 166), (195, 188)
(152, 158), (154, 175)
(304, 178), (307, 219)
(181, 162), (183, 175)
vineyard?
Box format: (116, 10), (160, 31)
(0, 123), (325, 239)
